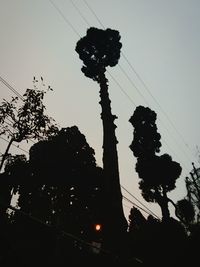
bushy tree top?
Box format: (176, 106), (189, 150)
(75, 27), (122, 81)
(129, 105), (161, 158)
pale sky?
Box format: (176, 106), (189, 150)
(0, 0), (200, 221)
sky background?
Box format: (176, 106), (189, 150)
(0, 0), (200, 221)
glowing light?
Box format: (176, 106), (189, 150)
(95, 224), (101, 231)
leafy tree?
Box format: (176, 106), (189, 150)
(129, 106), (161, 158)
(176, 198), (195, 226)
(0, 154), (29, 225)
(9, 127), (104, 236)
(0, 78), (58, 172)
(75, 27), (127, 235)
(129, 106), (182, 221)
(1, 126), (105, 265)
(174, 163), (200, 229)
(128, 207), (146, 232)
(186, 163), (200, 222)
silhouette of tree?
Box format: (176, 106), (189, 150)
(0, 154), (29, 226)
(0, 126), (106, 265)
(129, 106), (161, 158)
(128, 207), (146, 233)
(185, 163), (200, 222)
(129, 106), (182, 221)
(0, 172), (12, 225)
(75, 27), (127, 238)
(12, 127), (103, 233)
(0, 78), (58, 172)
(176, 198), (195, 226)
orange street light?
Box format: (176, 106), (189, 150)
(95, 224), (102, 231)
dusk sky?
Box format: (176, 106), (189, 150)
(0, 0), (200, 220)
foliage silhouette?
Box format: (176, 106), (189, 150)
(186, 163), (200, 222)
(76, 27), (127, 241)
(1, 26), (199, 266)
(176, 198), (195, 225)
(0, 78), (58, 172)
(75, 27), (121, 82)
(128, 207), (146, 233)
(174, 163), (200, 266)
(129, 106), (182, 221)
(0, 126), (108, 265)
(127, 206), (188, 267)
(129, 105), (161, 158)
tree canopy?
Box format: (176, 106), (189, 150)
(130, 105), (182, 221)
(75, 27), (122, 82)
(0, 78), (58, 172)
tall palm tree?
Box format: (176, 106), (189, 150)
(76, 27), (127, 236)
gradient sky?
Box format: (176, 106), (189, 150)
(0, 0), (200, 220)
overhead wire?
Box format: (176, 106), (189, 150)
(121, 52), (195, 158)
(1, 201), (144, 264)
(80, 0), (195, 167)
(66, 0), (190, 217)
(123, 195), (160, 219)
(66, 0), (193, 171)
(49, 0), (161, 221)
(0, 75), (24, 100)
(0, 74), (159, 222)
(121, 185), (160, 219)
(0, 67), (152, 221)
(107, 71), (137, 107)
(49, 0), (137, 107)
(68, 0), (137, 107)
(122, 203), (132, 210)
(0, 76), (54, 151)
(0, 199), (143, 263)
(0, 136), (29, 154)
(49, 0), (81, 37)
(0, 201), (113, 256)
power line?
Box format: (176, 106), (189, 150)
(69, 0), (90, 27)
(4, 119), (36, 145)
(68, 0), (137, 107)
(48, 0), (188, 220)
(66, 0), (191, 217)
(121, 185), (161, 220)
(0, 77), (41, 146)
(117, 64), (193, 165)
(123, 195), (159, 219)
(4, 120), (14, 128)
(1, 201), (138, 262)
(123, 203), (132, 210)
(49, 0), (159, 220)
(49, 0), (81, 37)
(80, 0), (195, 167)
(0, 136), (29, 154)
(49, 0), (136, 107)
(121, 52), (195, 159)
(0, 75), (24, 100)
(2, 201), (143, 263)
(69, 0), (193, 169)
(107, 71), (137, 106)
(82, 0), (105, 29)
(162, 138), (190, 173)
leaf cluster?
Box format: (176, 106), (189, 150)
(75, 27), (122, 81)
(129, 106), (161, 158)
(0, 80), (58, 143)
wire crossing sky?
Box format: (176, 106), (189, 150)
(0, 0), (200, 219)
